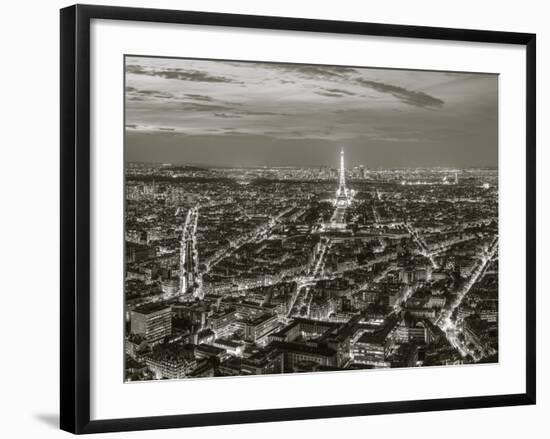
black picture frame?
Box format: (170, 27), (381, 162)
(60, 4), (536, 434)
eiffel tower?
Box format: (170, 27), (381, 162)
(335, 148), (350, 207)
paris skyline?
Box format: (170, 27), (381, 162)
(125, 56), (498, 169)
(124, 149), (499, 381)
(124, 56), (499, 381)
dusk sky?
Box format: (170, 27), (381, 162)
(125, 56), (498, 168)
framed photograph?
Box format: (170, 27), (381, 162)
(60, 4), (536, 434)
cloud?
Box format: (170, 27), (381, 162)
(214, 112), (242, 119)
(237, 109), (280, 117)
(179, 102), (234, 112)
(316, 91), (346, 98)
(266, 64), (357, 80)
(316, 88), (358, 98)
(324, 88), (356, 96)
(124, 58), (494, 155)
(184, 94), (214, 101)
(129, 89), (173, 99)
(179, 102), (281, 117)
(356, 78), (444, 108)
(262, 128), (356, 141)
(126, 64), (237, 83)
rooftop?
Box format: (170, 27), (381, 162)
(132, 302), (171, 315)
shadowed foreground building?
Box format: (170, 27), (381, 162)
(145, 343), (197, 380)
(130, 303), (172, 344)
(268, 341), (339, 370)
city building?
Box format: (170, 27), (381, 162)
(145, 343), (197, 379)
(130, 303), (172, 344)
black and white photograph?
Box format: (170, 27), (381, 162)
(0, 0), (542, 436)
(124, 56), (499, 382)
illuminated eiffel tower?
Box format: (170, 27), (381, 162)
(335, 148), (350, 207)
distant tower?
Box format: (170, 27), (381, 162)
(336, 148), (348, 197)
(335, 148), (350, 207)
(454, 172), (458, 185)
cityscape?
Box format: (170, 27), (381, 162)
(124, 57), (498, 381)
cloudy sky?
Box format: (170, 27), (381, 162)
(125, 56), (497, 168)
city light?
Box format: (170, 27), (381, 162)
(125, 158), (498, 381)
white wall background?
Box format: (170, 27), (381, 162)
(0, 0), (546, 437)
